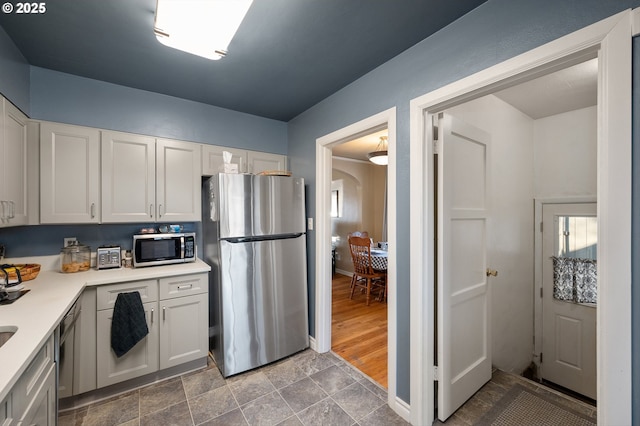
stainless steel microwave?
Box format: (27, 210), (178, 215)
(132, 232), (196, 268)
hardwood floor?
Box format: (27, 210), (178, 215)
(331, 273), (388, 388)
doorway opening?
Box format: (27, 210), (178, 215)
(315, 107), (400, 415)
(330, 128), (389, 388)
(409, 10), (631, 426)
(431, 61), (599, 420)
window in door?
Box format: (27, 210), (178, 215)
(556, 215), (597, 259)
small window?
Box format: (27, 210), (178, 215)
(331, 190), (339, 217)
(556, 215), (597, 259)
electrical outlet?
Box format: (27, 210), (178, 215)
(64, 237), (77, 247)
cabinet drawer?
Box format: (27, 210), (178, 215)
(97, 279), (158, 310)
(159, 273), (207, 300)
(12, 334), (54, 418)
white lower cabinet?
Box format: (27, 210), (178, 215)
(95, 273), (208, 388)
(2, 334), (56, 426)
(96, 301), (160, 388)
(159, 293), (208, 369)
(0, 393), (10, 425)
(18, 364), (55, 426)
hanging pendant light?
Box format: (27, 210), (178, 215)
(368, 136), (388, 165)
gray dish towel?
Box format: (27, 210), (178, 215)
(111, 291), (149, 358)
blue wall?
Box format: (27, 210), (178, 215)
(30, 66), (287, 154)
(288, 0), (640, 404)
(0, 26), (29, 114)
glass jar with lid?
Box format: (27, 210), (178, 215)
(60, 241), (91, 273)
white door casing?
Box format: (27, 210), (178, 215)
(437, 114), (492, 421)
(410, 11), (631, 426)
(541, 203), (597, 399)
(315, 108), (405, 419)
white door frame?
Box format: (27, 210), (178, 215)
(533, 196), (597, 372)
(315, 108), (402, 416)
(410, 11), (632, 426)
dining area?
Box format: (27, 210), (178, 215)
(330, 152), (389, 387)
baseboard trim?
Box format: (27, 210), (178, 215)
(309, 335), (317, 351)
(393, 395), (411, 423)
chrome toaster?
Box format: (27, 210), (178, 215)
(96, 245), (121, 270)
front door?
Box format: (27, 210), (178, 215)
(541, 203), (597, 399)
(436, 114), (492, 421)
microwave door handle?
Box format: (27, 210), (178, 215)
(180, 236), (185, 259)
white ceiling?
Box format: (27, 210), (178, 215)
(332, 58), (598, 162)
(332, 129), (389, 163)
(494, 58), (598, 120)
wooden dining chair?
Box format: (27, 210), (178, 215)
(348, 236), (385, 305)
(347, 231), (370, 289)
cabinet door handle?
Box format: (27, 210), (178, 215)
(159, 204), (163, 218)
(90, 203), (96, 219)
(163, 306), (166, 321)
(9, 201), (14, 219)
(150, 204), (154, 218)
(151, 308), (154, 323)
(2, 201), (8, 222)
(177, 284), (193, 290)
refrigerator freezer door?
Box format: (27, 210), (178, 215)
(217, 174), (305, 239)
(214, 235), (309, 377)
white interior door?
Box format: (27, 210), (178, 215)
(437, 114), (492, 421)
(541, 203), (597, 399)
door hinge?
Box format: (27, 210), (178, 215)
(540, 287), (543, 298)
(540, 353), (543, 363)
(539, 221), (543, 233)
(433, 365), (439, 381)
(432, 115), (440, 154)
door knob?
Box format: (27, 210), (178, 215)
(486, 269), (498, 277)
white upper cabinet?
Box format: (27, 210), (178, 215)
(101, 131), (156, 223)
(247, 150), (287, 174)
(0, 99), (29, 227)
(40, 122), (100, 224)
(201, 144), (287, 176)
(156, 138), (201, 222)
(102, 132), (201, 223)
(201, 144), (246, 175)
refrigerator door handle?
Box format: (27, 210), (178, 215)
(224, 233), (304, 243)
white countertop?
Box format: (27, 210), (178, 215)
(0, 256), (211, 401)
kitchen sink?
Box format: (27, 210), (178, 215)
(0, 326), (17, 348)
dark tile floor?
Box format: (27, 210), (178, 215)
(58, 349), (409, 426)
(436, 369), (597, 425)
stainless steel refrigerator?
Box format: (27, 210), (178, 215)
(202, 174), (309, 377)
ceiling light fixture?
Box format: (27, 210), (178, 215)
(368, 136), (388, 165)
(154, 0), (253, 60)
